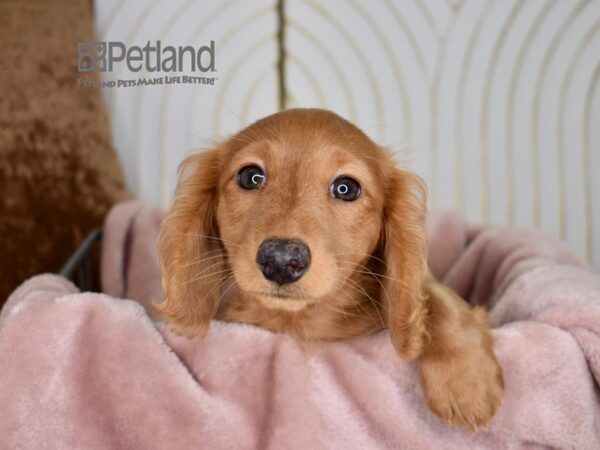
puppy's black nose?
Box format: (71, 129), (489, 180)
(256, 238), (311, 285)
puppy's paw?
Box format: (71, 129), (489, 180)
(420, 350), (504, 430)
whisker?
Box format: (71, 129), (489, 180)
(338, 266), (396, 288)
(192, 247), (228, 257)
(333, 279), (378, 324)
(180, 252), (227, 268)
(183, 272), (237, 312)
(334, 252), (387, 266)
(228, 134), (255, 145)
(173, 233), (241, 248)
(336, 260), (392, 308)
(322, 302), (364, 319)
(200, 273), (236, 304)
(336, 260), (397, 282)
(338, 277), (386, 330)
(218, 275), (238, 301)
(177, 268), (233, 286)
(352, 270), (397, 282)
(193, 258), (230, 277)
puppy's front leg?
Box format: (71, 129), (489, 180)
(419, 281), (504, 429)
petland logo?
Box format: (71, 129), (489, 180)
(77, 40), (217, 88)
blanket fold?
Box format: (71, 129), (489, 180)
(1, 201), (599, 449)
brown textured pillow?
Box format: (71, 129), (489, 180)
(0, 0), (129, 303)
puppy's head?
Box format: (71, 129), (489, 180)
(157, 109), (428, 358)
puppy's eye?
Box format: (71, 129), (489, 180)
(237, 165), (266, 190)
(331, 176), (361, 201)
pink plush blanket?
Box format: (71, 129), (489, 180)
(1, 201), (600, 449)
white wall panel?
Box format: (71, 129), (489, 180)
(94, 0), (600, 266)
(94, 0), (279, 207)
(286, 0), (600, 265)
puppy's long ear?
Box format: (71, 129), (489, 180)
(381, 165), (429, 359)
(155, 148), (224, 337)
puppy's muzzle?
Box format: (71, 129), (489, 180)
(256, 238), (311, 285)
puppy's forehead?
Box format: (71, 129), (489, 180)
(230, 110), (381, 168)
(236, 137), (360, 164)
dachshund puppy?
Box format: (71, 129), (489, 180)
(157, 109), (504, 429)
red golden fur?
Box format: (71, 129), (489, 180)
(156, 109), (504, 429)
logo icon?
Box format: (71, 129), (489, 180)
(78, 42), (106, 72)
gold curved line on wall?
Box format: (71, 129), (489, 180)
(159, 1), (239, 207)
(240, 66), (275, 125)
(288, 20), (358, 121)
(506, 0), (555, 226)
(447, 0), (464, 13)
(349, 0), (412, 144)
(383, 0), (428, 76)
(480, 1), (524, 222)
(531, 0), (588, 230)
(135, 0), (206, 205)
(105, 0), (159, 194)
(414, 0), (442, 40)
(98, 0), (126, 40)
(287, 91), (298, 107)
(211, 4), (274, 76)
(158, 0), (196, 37)
(454, 1), (494, 213)
(558, 21), (600, 260)
(135, 0), (203, 207)
(287, 54), (328, 107)
(304, 1), (386, 141)
(210, 6), (275, 136)
(430, 5), (462, 207)
(584, 63), (600, 264)
(212, 34), (276, 138)
(109, 0), (158, 110)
